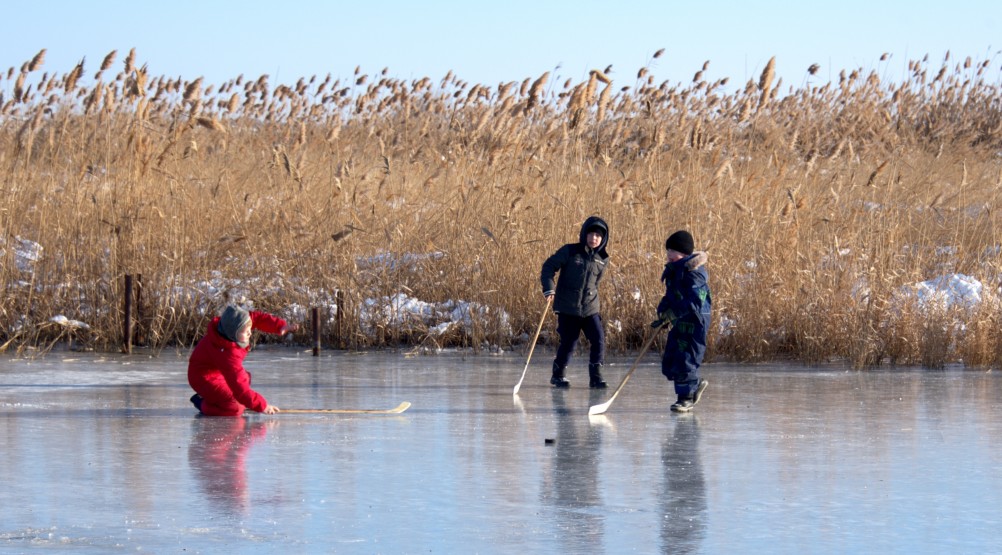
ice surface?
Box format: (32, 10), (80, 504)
(2, 351), (1002, 553)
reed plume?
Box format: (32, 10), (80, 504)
(13, 72), (25, 102)
(100, 50), (117, 71)
(123, 48), (136, 74)
(195, 116), (226, 132)
(183, 77), (203, 104)
(525, 71), (549, 112)
(27, 49), (46, 72)
(64, 58), (84, 92)
(593, 69), (611, 84)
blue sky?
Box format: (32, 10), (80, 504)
(2, 0), (999, 93)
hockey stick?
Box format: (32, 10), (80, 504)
(280, 401), (411, 414)
(588, 324), (667, 415)
(513, 296), (553, 395)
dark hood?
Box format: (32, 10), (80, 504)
(578, 216), (609, 252)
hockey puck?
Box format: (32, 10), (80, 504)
(544, 438), (555, 445)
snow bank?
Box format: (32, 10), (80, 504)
(906, 273), (984, 311)
(49, 316), (90, 329)
(0, 236), (44, 273)
(360, 292), (510, 337)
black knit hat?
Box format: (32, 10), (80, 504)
(665, 230), (694, 255)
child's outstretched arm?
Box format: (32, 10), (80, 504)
(249, 311), (297, 336)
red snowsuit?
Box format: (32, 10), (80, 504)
(187, 311), (286, 416)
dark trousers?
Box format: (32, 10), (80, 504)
(554, 313), (605, 367)
(661, 319), (706, 396)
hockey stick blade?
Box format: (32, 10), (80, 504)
(588, 325), (666, 415)
(280, 401), (411, 414)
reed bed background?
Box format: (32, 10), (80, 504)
(1, 48), (1001, 367)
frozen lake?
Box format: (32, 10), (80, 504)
(2, 349), (1001, 554)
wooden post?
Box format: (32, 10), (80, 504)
(122, 274), (133, 354)
(312, 307), (321, 356)
(134, 273), (144, 346)
(335, 290), (345, 350)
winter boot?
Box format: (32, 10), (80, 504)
(691, 379), (709, 405)
(550, 361), (570, 388)
(670, 379), (708, 413)
(588, 363), (608, 389)
(190, 394), (203, 412)
(670, 395), (694, 413)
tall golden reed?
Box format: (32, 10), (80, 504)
(0, 49), (1000, 369)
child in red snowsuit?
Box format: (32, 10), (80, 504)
(188, 305), (297, 416)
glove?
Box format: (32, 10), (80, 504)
(649, 310), (675, 329)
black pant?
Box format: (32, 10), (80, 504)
(553, 313), (605, 367)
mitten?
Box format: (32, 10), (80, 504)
(649, 310), (675, 328)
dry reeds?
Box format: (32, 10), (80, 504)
(1, 49), (1001, 367)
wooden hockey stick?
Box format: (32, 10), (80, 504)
(513, 297), (553, 395)
(280, 401), (411, 414)
(588, 324), (667, 415)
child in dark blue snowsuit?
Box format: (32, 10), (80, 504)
(651, 230), (711, 412)
(541, 216), (610, 389)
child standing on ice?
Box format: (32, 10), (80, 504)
(188, 305), (298, 416)
(651, 230), (711, 412)
(540, 215), (610, 389)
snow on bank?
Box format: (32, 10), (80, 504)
(360, 292), (510, 337)
(6, 240), (998, 344)
(49, 316), (89, 329)
(0, 236), (43, 273)
(906, 273), (985, 311)
(40, 248), (509, 347)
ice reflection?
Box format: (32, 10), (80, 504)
(660, 415), (706, 554)
(187, 417), (272, 517)
(540, 389), (604, 551)
(4, 354), (1002, 553)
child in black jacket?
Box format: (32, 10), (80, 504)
(540, 216), (610, 388)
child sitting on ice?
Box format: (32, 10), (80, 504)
(188, 305), (297, 416)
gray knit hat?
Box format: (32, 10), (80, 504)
(218, 305), (252, 347)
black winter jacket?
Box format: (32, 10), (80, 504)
(540, 216), (610, 317)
